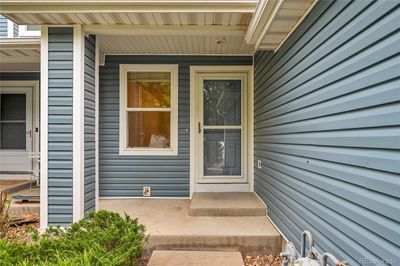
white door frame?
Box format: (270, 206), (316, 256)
(0, 80), (40, 177)
(197, 73), (248, 183)
(189, 66), (254, 196)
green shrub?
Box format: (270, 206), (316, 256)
(0, 210), (147, 266)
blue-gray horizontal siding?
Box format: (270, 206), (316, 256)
(254, 1), (400, 265)
(84, 35), (96, 214)
(99, 55), (252, 197)
(13, 22), (18, 38)
(47, 27), (74, 226)
(0, 16), (8, 37)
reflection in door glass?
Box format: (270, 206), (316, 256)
(204, 129), (241, 176)
(0, 94), (26, 149)
(203, 80), (241, 126)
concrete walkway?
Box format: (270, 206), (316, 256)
(100, 198), (281, 255)
(148, 251), (245, 266)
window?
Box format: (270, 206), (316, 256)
(120, 64), (178, 156)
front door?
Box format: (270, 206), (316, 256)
(196, 73), (247, 183)
(0, 87), (33, 172)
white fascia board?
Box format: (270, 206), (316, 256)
(0, 38), (40, 49)
(245, 0), (283, 47)
(0, 0), (257, 13)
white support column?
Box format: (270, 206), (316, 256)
(39, 25), (49, 230)
(72, 25), (85, 222)
(95, 36), (100, 210)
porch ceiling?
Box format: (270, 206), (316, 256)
(96, 28), (254, 55)
(0, 0), (317, 54)
(0, 38), (40, 72)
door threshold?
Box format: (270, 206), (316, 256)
(194, 183), (251, 193)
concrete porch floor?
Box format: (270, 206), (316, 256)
(9, 187), (40, 216)
(100, 198), (282, 255)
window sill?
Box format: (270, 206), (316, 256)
(119, 148), (178, 156)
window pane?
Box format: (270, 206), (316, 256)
(128, 112), (170, 148)
(203, 129), (241, 176)
(127, 72), (171, 108)
(203, 80), (241, 126)
(1, 122), (26, 149)
(1, 94), (26, 121)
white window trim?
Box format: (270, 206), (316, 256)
(119, 64), (179, 156)
(18, 25), (41, 37)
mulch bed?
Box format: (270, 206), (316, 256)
(139, 256), (150, 266)
(244, 254), (283, 266)
(4, 213), (40, 242)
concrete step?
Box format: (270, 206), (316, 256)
(9, 187), (40, 216)
(189, 192), (266, 217)
(100, 199), (282, 255)
(148, 251), (244, 266)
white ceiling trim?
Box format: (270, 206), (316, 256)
(83, 24), (247, 36)
(0, 38), (40, 49)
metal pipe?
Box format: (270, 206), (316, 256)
(280, 252), (290, 266)
(321, 252), (346, 266)
(301, 230), (313, 257)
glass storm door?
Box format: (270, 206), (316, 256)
(0, 88), (32, 172)
(197, 73), (247, 183)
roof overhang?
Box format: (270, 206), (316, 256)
(245, 0), (317, 51)
(0, 0), (258, 13)
(0, 0), (318, 55)
(0, 38), (40, 72)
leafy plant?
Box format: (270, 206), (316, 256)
(0, 210), (147, 266)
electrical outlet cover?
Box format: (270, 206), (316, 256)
(143, 187), (151, 197)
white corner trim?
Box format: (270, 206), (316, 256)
(119, 64), (179, 156)
(248, 66), (254, 192)
(72, 25), (85, 222)
(39, 25), (49, 230)
(95, 36), (100, 211)
(245, 0), (284, 48)
(189, 67), (195, 197)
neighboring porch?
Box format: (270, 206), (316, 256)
(100, 192), (282, 255)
